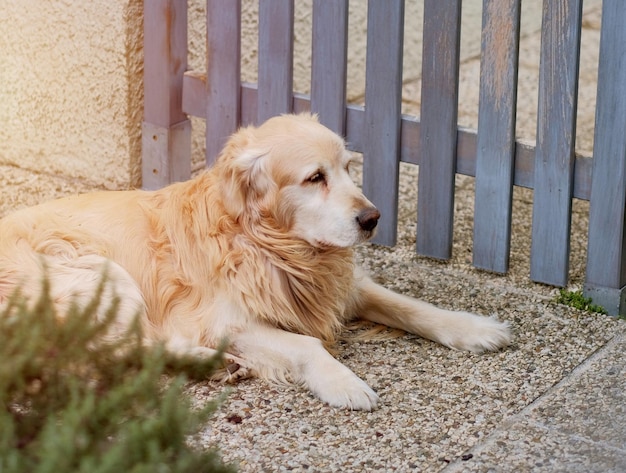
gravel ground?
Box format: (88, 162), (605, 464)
(2, 154), (622, 473)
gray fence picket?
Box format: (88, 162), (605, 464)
(472, 0), (521, 273)
(584, 0), (626, 315)
(257, 0), (294, 124)
(416, 0), (462, 259)
(205, 0), (241, 165)
(530, 0), (583, 287)
(310, 0), (349, 135)
(362, 0), (405, 246)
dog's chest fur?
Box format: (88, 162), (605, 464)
(224, 238), (356, 344)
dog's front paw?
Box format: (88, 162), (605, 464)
(317, 374), (379, 411)
(440, 312), (512, 353)
(304, 360), (379, 410)
(210, 354), (254, 383)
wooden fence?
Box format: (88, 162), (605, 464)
(141, 0), (626, 316)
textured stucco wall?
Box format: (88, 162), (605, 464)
(0, 0), (143, 189)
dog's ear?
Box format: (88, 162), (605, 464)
(217, 133), (272, 220)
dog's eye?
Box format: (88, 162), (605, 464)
(307, 171), (326, 184)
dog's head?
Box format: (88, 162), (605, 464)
(215, 113), (379, 248)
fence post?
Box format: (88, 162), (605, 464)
(205, 0), (241, 165)
(529, 0), (583, 286)
(472, 0), (521, 273)
(362, 0), (405, 246)
(257, 0), (294, 124)
(142, 0), (191, 190)
(416, 0), (462, 259)
(310, 0), (349, 135)
(584, 0), (626, 316)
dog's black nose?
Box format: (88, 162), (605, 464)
(356, 207), (381, 231)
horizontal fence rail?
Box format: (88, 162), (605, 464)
(142, 0), (626, 316)
(182, 78), (595, 200)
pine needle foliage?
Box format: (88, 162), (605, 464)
(0, 280), (235, 473)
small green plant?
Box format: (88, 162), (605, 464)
(555, 288), (607, 315)
(0, 281), (234, 473)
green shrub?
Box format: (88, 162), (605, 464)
(0, 281), (234, 473)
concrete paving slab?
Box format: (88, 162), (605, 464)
(444, 330), (626, 473)
(445, 419), (626, 473)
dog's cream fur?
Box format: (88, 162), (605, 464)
(0, 114), (510, 410)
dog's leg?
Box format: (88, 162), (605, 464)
(230, 323), (379, 410)
(353, 272), (511, 352)
(162, 336), (251, 383)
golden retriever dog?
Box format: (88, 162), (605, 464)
(0, 114), (510, 410)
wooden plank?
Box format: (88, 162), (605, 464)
(143, 0), (187, 127)
(345, 104), (366, 152)
(182, 71), (205, 115)
(472, 0), (521, 273)
(529, 0), (583, 286)
(205, 0), (241, 165)
(240, 83), (309, 126)
(584, 0), (626, 315)
(257, 0), (294, 124)
(362, 0), (405, 246)
(141, 121), (191, 190)
(416, 0), (462, 259)
(310, 0), (349, 135)
(142, 0), (190, 188)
